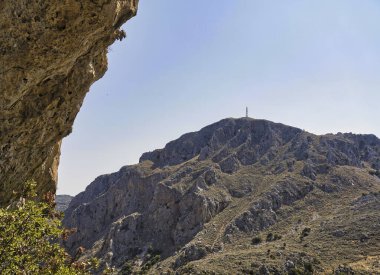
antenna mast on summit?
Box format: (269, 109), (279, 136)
(246, 107), (248, 118)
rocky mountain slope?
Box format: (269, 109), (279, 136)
(56, 194), (74, 212)
(63, 118), (380, 274)
(0, 0), (138, 206)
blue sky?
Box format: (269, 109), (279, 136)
(58, 0), (380, 195)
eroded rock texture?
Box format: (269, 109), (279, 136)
(63, 118), (380, 273)
(0, 0), (138, 205)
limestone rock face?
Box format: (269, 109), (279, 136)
(63, 118), (380, 273)
(55, 194), (73, 212)
(63, 162), (231, 268)
(0, 0), (138, 205)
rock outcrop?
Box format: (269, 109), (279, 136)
(63, 118), (380, 273)
(0, 0), (139, 206)
(55, 194), (73, 212)
(64, 161), (231, 268)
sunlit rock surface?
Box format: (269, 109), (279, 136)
(63, 118), (380, 273)
(0, 0), (138, 205)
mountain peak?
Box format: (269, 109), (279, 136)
(63, 118), (380, 274)
(139, 117), (380, 173)
(139, 118), (303, 169)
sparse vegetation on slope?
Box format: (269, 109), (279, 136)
(62, 118), (380, 274)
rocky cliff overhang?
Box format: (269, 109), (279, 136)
(0, 0), (138, 206)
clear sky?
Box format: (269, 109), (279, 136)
(57, 0), (380, 195)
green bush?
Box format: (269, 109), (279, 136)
(142, 254), (160, 271)
(273, 233), (282, 240)
(304, 262), (314, 273)
(0, 180), (98, 274)
(120, 261), (133, 275)
(300, 227), (311, 241)
(251, 236), (262, 245)
(266, 233), (274, 242)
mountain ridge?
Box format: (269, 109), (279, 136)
(63, 117), (380, 274)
